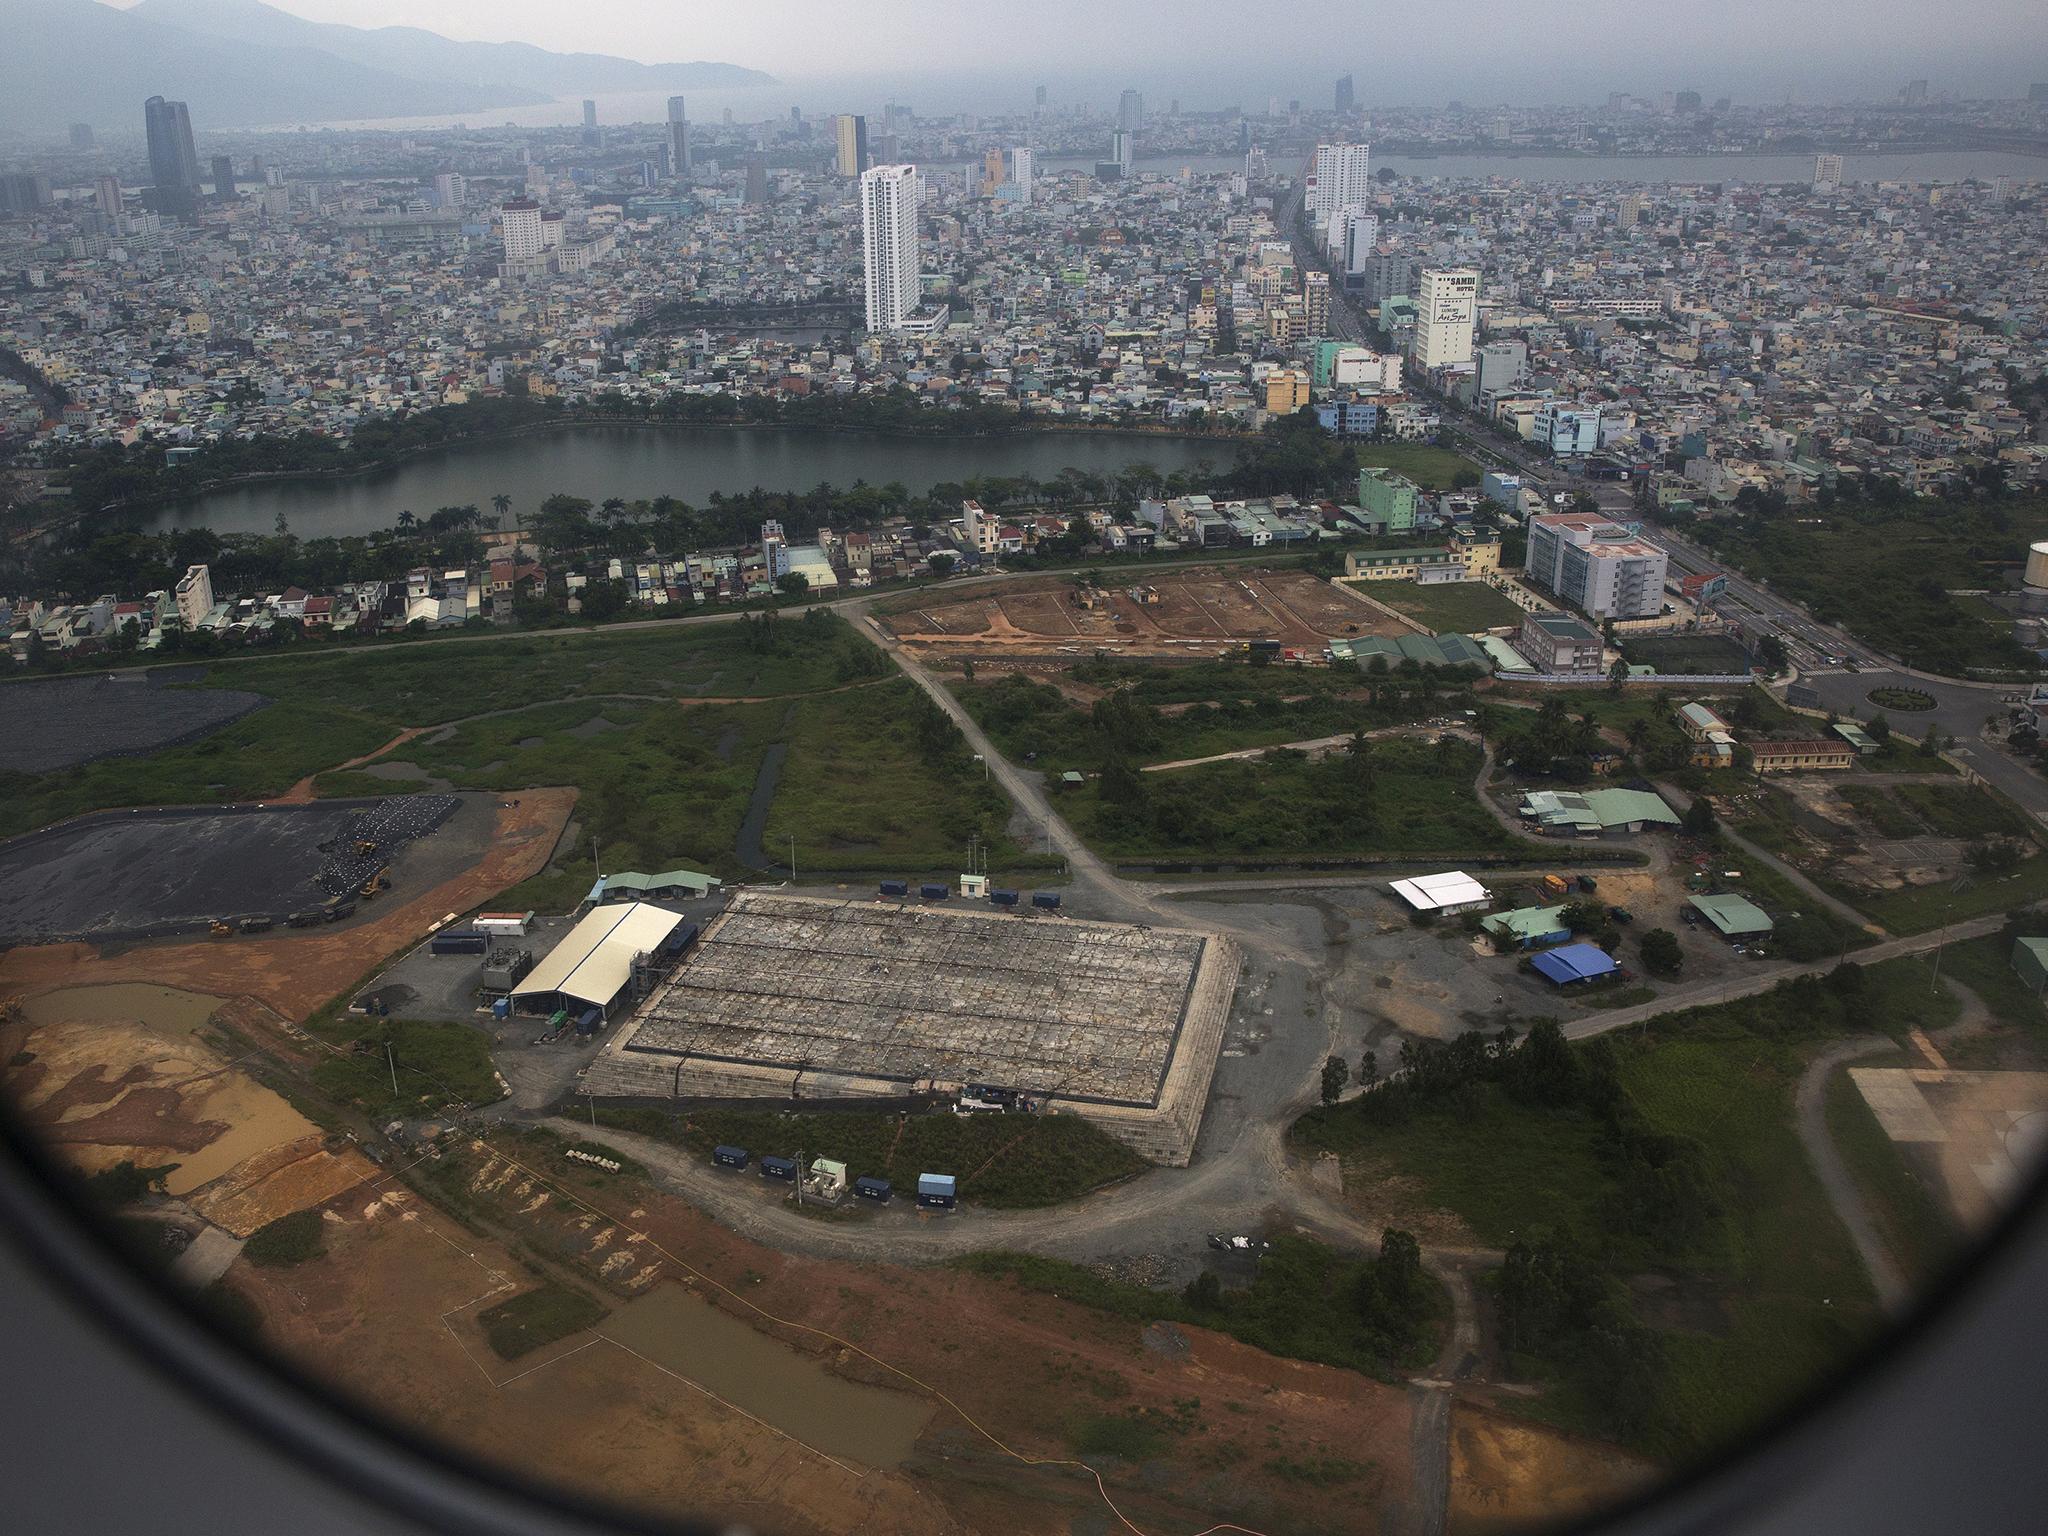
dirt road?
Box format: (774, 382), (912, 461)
(1796, 1035), (1913, 1314)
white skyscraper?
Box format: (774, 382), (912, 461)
(1330, 207), (1379, 272)
(1307, 143), (1372, 228)
(667, 96), (691, 181)
(500, 198), (543, 262)
(1118, 89), (1145, 132)
(1414, 268), (1479, 368)
(1010, 147), (1033, 202)
(1812, 153), (1844, 193)
(432, 171), (465, 210)
(860, 164), (920, 332)
(1112, 129), (1134, 178)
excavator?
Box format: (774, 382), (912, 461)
(208, 919), (232, 937)
(352, 839), (378, 857)
(359, 866), (391, 900)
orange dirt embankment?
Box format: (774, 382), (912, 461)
(0, 789), (576, 1022)
(271, 727), (431, 803)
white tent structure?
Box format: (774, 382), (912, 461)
(1388, 870), (1492, 915)
(510, 901), (684, 1016)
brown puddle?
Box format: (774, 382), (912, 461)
(600, 1283), (932, 1468)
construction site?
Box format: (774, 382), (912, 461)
(881, 568), (1407, 662)
(583, 891), (1239, 1165)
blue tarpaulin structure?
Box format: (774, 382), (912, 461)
(1529, 943), (1619, 986)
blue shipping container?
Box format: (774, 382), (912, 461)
(854, 1176), (892, 1202)
(575, 1007), (603, 1036)
(990, 890), (1020, 907)
(712, 1145), (750, 1169)
(916, 1173), (957, 1209)
(1031, 892), (1061, 910)
(491, 997), (510, 1019)
(430, 930), (489, 955)
(920, 883), (949, 900)
(879, 879), (909, 897)
(759, 1155), (797, 1181)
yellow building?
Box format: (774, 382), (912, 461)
(1265, 369), (1310, 413)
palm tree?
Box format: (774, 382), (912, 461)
(491, 493), (512, 527)
(395, 508), (417, 533)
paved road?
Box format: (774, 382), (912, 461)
(1559, 909), (2013, 1040)
(1652, 779), (1879, 935)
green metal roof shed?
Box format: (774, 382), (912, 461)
(2011, 937), (2048, 996)
(1689, 893), (1774, 939)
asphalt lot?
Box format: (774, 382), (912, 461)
(0, 796), (464, 944)
(0, 670), (268, 774)
(1795, 667), (2048, 818)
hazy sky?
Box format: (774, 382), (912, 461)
(104, 0), (2048, 106)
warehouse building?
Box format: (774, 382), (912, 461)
(1483, 904), (1572, 949)
(587, 868), (722, 905)
(582, 892), (1238, 1166)
(1518, 787), (1681, 837)
(1389, 870), (1492, 915)
(1529, 942), (1620, 987)
(1329, 633), (1492, 669)
(510, 900), (686, 1018)
(2010, 936), (2048, 997)
(1689, 893), (1774, 941)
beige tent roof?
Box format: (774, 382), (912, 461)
(511, 901), (684, 1010)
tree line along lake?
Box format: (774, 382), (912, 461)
(149, 424), (1230, 538)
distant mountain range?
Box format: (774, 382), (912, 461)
(0, 0), (773, 134)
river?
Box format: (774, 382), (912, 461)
(154, 424), (1228, 539)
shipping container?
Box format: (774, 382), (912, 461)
(239, 915), (274, 933)
(990, 889), (1020, 907)
(920, 883), (949, 900)
(759, 1154), (797, 1181)
(575, 1007), (603, 1037)
(879, 879), (910, 897)
(658, 922), (700, 956)
(1031, 892), (1061, 910)
(854, 1176), (892, 1203)
(916, 1173), (957, 1209)
(491, 997), (511, 1020)
(430, 930), (489, 955)
(712, 1145), (750, 1170)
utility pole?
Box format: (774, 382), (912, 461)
(790, 834), (797, 884)
(592, 835), (603, 880)
(386, 1039), (397, 1096)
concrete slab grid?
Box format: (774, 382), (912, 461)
(583, 890), (1240, 1166)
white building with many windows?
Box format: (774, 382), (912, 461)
(860, 164), (920, 332)
(1413, 267), (1479, 368)
(1524, 512), (1669, 620)
(1307, 142), (1371, 228)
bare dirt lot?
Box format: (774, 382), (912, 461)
(227, 1130), (1426, 1535)
(886, 569), (1409, 661)
(1448, 1404), (1656, 1535)
(0, 789), (576, 1022)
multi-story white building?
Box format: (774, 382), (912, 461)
(432, 172), (465, 210)
(1329, 207), (1378, 273)
(1413, 267), (1479, 368)
(1306, 143), (1371, 228)
(835, 114), (868, 178)
(1533, 401), (1606, 456)
(500, 199), (543, 262)
(1009, 147), (1033, 202)
(174, 564), (213, 631)
(761, 519), (789, 579)
(860, 164), (920, 332)
(1524, 512), (1669, 620)
(1813, 153), (1844, 193)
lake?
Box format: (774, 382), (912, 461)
(154, 424), (1228, 538)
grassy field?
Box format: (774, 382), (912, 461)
(594, 1106), (1147, 1209)
(1067, 738), (1528, 862)
(0, 614), (886, 841)
(1291, 959), (1958, 1461)
(1354, 443), (1480, 490)
(1918, 932), (2048, 1068)
(1619, 634), (1754, 676)
(475, 1283), (608, 1361)
(954, 662), (1485, 777)
(308, 1018), (507, 1119)
(1822, 1068), (1962, 1288)
(1363, 580), (1525, 634)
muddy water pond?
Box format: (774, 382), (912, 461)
(603, 1283), (931, 1467)
(17, 984), (319, 1196)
